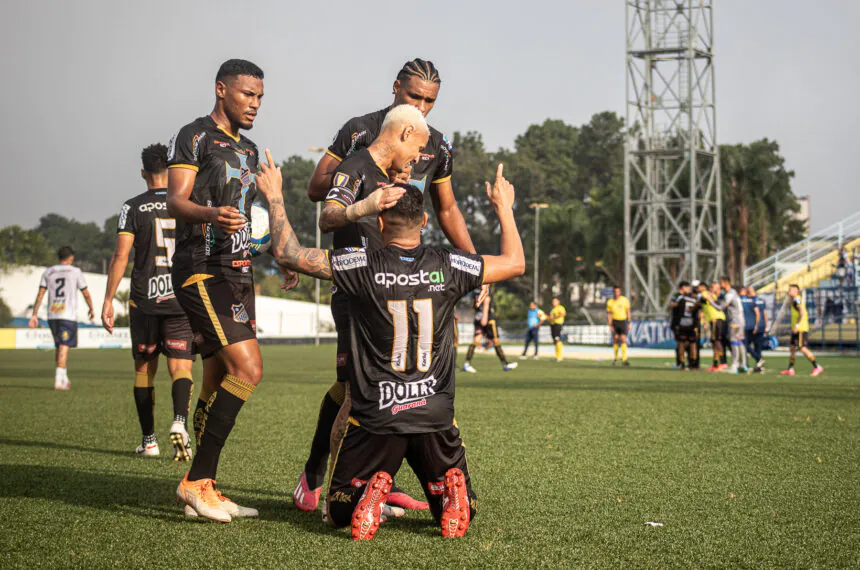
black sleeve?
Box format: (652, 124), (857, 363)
(116, 200), (137, 235)
(327, 118), (363, 161)
(446, 249), (484, 297)
(330, 247), (368, 297)
(325, 161), (363, 208)
(433, 134), (454, 184)
(167, 124), (204, 171)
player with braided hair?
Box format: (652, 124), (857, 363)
(294, 59), (479, 515)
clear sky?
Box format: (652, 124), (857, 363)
(1, 0), (857, 232)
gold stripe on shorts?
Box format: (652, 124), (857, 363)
(196, 280), (228, 346)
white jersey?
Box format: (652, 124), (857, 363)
(724, 288), (745, 330)
(39, 264), (88, 321)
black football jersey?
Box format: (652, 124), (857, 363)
(116, 189), (184, 315)
(327, 107), (453, 194)
(325, 148), (391, 252)
(670, 293), (684, 327)
(677, 294), (701, 329)
(167, 116), (259, 284)
(330, 244), (484, 434)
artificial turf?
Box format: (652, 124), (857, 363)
(0, 346), (857, 568)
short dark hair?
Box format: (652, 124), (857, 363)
(216, 59), (264, 83)
(613, 285), (622, 290)
(789, 283), (800, 290)
(58, 246), (74, 261)
(381, 184), (424, 229)
(679, 281), (690, 288)
(141, 143), (168, 174)
(720, 276), (731, 283)
(396, 58), (441, 84)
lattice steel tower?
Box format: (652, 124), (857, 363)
(624, 0), (721, 316)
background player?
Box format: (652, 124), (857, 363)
(548, 297), (567, 362)
(28, 246), (94, 390)
(780, 284), (824, 377)
(257, 153), (525, 540)
(297, 60), (483, 513)
(719, 277), (747, 374)
(101, 143), (197, 460)
(673, 282), (701, 370)
(462, 285), (517, 373)
(699, 282), (727, 372)
(606, 286), (631, 366)
(166, 59), (265, 522)
(748, 286), (768, 373)
(521, 301), (546, 359)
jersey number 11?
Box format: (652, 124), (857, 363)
(387, 299), (434, 373)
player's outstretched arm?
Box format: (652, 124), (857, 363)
(101, 234), (133, 334)
(167, 168), (245, 235)
(480, 164), (526, 284)
(319, 185), (406, 233)
(257, 150), (332, 281)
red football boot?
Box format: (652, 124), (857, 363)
(387, 485), (430, 511)
(351, 471), (392, 541)
(441, 468), (471, 538)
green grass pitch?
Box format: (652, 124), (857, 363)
(0, 347), (858, 568)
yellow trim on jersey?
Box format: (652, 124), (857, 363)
(326, 149), (343, 162)
(431, 175), (452, 185)
(129, 299), (138, 308)
(117, 231), (135, 237)
(168, 164), (199, 172)
(216, 125), (240, 143)
(347, 416), (361, 427)
(197, 281), (228, 347)
(180, 274), (214, 288)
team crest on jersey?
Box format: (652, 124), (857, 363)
(231, 304), (249, 324)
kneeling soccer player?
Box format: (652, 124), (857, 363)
(256, 152), (525, 539)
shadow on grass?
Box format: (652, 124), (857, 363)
(0, 437), (135, 458)
(0, 462), (368, 536)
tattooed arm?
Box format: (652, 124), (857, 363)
(256, 150), (332, 281)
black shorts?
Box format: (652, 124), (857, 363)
(174, 275), (256, 359)
(482, 319), (498, 341)
(129, 306), (197, 360)
(331, 294), (352, 383)
(711, 320), (726, 344)
(676, 326), (698, 342)
(612, 319), (628, 336)
(790, 331), (808, 349)
(48, 319), (77, 348)
(550, 324), (563, 342)
(327, 419), (476, 526)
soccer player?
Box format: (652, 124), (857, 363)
(669, 283), (685, 368)
(462, 285), (517, 373)
(548, 297), (567, 362)
(166, 59), (266, 522)
(606, 286), (631, 366)
(257, 151), (525, 539)
(780, 284), (824, 376)
(740, 287), (764, 373)
(28, 247), (94, 390)
(748, 286), (768, 373)
(673, 282), (701, 370)
(297, 60), (481, 512)
(101, 143), (197, 460)
(719, 277), (747, 374)
(521, 301), (546, 359)
(699, 282), (727, 372)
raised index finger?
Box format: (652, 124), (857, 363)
(495, 163), (504, 181)
(265, 148), (276, 169)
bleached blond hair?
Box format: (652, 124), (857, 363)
(381, 104), (429, 134)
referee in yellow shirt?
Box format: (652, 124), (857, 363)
(606, 286), (631, 366)
(548, 297), (567, 362)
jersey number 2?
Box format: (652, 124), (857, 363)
(387, 299), (434, 373)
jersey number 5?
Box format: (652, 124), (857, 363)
(387, 299), (434, 373)
(154, 218), (176, 267)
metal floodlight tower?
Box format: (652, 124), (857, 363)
(624, 0), (722, 316)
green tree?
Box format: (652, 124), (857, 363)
(0, 226), (54, 269)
